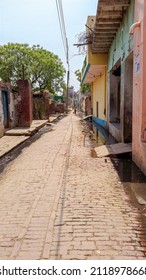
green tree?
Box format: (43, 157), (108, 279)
(0, 43), (66, 93)
(75, 69), (91, 94)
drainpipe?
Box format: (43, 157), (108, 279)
(129, 22), (141, 35)
(104, 66), (107, 117)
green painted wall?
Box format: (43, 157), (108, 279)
(108, 0), (134, 72)
(54, 96), (64, 103)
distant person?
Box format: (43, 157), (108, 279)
(74, 105), (76, 114)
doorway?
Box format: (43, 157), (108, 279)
(2, 90), (9, 128)
(124, 53), (133, 142)
(109, 60), (121, 124)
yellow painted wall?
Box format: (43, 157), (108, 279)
(85, 17), (108, 65)
(82, 16), (108, 117)
(92, 67), (107, 120)
(87, 46), (108, 66)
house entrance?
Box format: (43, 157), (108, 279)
(109, 60), (121, 125)
(123, 53), (133, 142)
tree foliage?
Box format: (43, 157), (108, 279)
(0, 43), (66, 93)
(75, 69), (91, 94)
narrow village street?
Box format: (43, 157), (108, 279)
(0, 112), (145, 260)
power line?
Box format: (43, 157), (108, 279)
(55, 0), (70, 112)
(58, 0), (67, 53)
(55, 0), (67, 59)
(55, 0), (69, 65)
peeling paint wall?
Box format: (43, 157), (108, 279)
(108, 1), (134, 72)
(17, 80), (32, 127)
(0, 82), (16, 138)
(85, 95), (91, 116)
(107, 0), (134, 142)
(132, 0), (146, 175)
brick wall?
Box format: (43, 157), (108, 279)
(17, 80), (32, 127)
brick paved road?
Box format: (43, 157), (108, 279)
(0, 112), (146, 259)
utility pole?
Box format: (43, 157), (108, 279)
(55, 0), (70, 113)
(66, 69), (69, 113)
(66, 38), (70, 113)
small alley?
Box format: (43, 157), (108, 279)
(0, 112), (146, 260)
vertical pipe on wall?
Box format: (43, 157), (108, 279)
(104, 66), (107, 118)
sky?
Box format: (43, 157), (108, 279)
(0, 0), (98, 91)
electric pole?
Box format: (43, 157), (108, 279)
(66, 38), (70, 113)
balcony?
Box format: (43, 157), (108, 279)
(92, 0), (130, 54)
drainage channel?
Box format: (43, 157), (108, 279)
(84, 119), (146, 211)
(91, 121), (146, 183)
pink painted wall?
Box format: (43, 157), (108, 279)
(132, 0), (146, 175)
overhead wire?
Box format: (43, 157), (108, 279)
(55, 0), (70, 112)
(55, 0), (67, 60)
(58, 0), (67, 51)
(55, 0), (69, 66)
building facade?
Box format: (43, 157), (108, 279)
(0, 79), (33, 138)
(132, 0), (146, 175)
(0, 81), (16, 137)
(81, 1), (134, 137)
(81, 16), (108, 129)
(107, 0), (134, 142)
(80, 0), (146, 175)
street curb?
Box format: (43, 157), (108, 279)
(0, 136), (29, 159)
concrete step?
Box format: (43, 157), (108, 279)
(94, 142), (132, 157)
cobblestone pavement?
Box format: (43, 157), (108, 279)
(0, 112), (146, 260)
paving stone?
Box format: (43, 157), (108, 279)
(0, 113), (146, 260)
